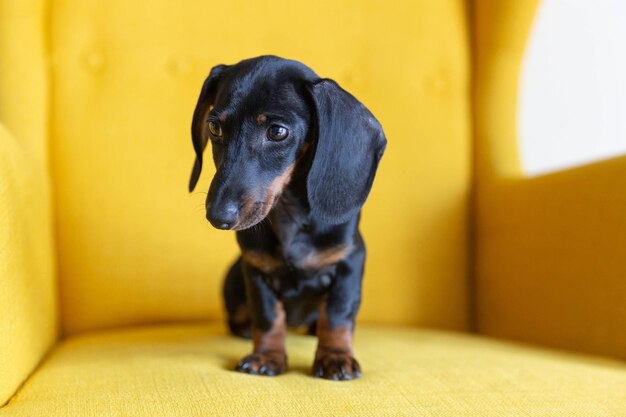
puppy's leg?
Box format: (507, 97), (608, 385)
(235, 263), (287, 376)
(223, 257), (251, 339)
(313, 249), (365, 381)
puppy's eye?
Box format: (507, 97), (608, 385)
(208, 121), (222, 137)
(267, 125), (289, 141)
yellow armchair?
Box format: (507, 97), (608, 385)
(1, 0), (624, 415)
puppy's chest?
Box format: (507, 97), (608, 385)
(241, 195), (352, 275)
(269, 197), (351, 272)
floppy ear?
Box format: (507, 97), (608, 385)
(306, 79), (387, 224)
(189, 64), (227, 192)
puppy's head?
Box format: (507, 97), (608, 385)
(190, 56), (386, 230)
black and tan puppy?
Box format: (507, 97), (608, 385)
(189, 56), (386, 380)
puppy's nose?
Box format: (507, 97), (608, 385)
(206, 202), (239, 230)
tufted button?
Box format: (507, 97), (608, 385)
(81, 50), (105, 73)
(166, 57), (191, 77)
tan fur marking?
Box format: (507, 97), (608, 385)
(232, 196), (257, 230)
(253, 302), (287, 355)
(256, 113), (267, 125)
(263, 162), (296, 217)
(316, 301), (353, 355)
(243, 250), (283, 273)
(312, 301), (361, 379)
(301, 244), (352, 270)
(236, 302), (287, 375)
(231, 304), (249, 323)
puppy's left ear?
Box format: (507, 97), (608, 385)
(306, 79), (386, 224)
(189, 64), (227, 192)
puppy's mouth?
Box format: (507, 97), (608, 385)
(230, 194), (280, 231)
(229, 162), (296, 231)
(231, 201), (268, 231)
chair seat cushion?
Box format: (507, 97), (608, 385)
(1, 323), (624, 416)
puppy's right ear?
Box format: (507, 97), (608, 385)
(189, 64), (227, 192)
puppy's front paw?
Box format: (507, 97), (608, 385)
(235, 352), (287, 376)
(313, 351), (361, 381)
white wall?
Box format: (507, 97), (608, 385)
(519, 0), (626, 176)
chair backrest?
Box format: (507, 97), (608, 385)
(0, 0), (57, 404)
(473, 0), (626, 360)
(46, 0), (473, 335)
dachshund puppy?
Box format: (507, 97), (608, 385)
(189, 56), (386, 380)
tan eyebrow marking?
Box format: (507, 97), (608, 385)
(256, 113), (267, 125)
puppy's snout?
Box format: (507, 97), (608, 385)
(206, 201), (239, 230)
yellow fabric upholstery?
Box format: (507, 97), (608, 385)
(50, 0), (471, 334)
(2, 0), (626, 414)
(0, 125), (58, 405)
(0, 0), (50, 164)
(2, 323), (625, 416)
(477, 158), (626, 359)
(0, 1), (56, 403)
(473, 0), (626, 359)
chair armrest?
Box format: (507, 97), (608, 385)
(0, 124), (57, 406)
(477, 155), (626, 359)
